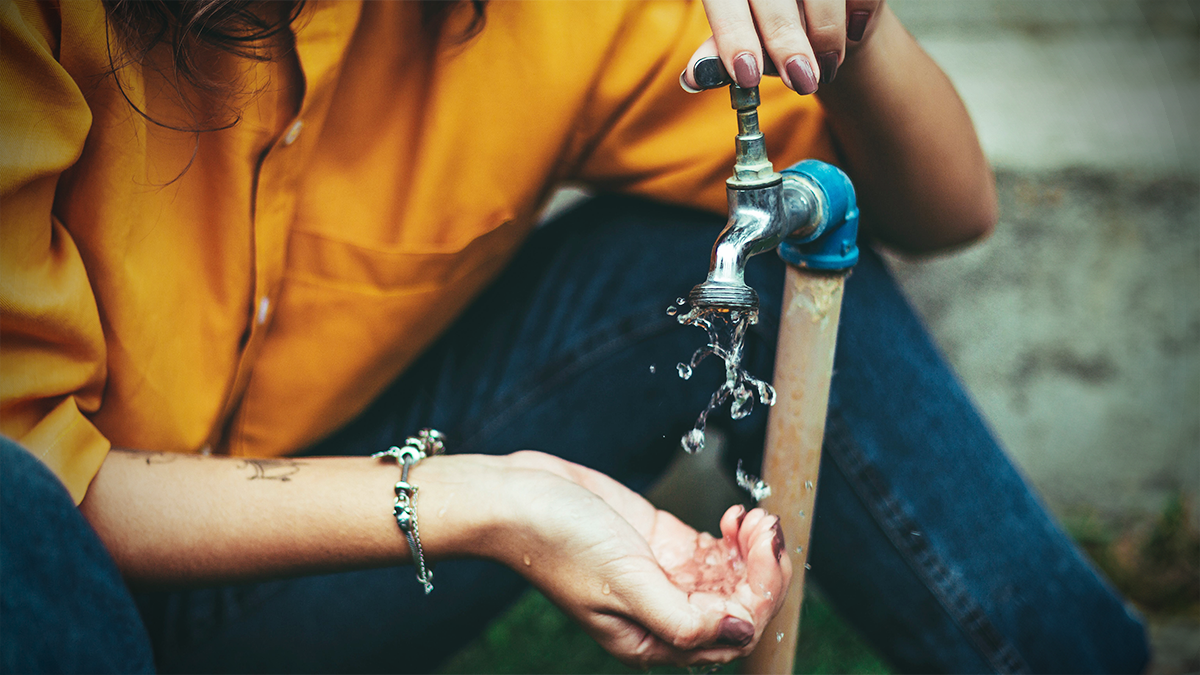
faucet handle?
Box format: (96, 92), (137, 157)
(691, 55), (780, 90)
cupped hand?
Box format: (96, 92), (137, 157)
(682, 0), (886, 94)
(489, 450), (791, 669)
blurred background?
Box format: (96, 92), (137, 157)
(443, 1), (1199, 672)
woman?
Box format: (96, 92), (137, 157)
(0, 0), (1148, 672)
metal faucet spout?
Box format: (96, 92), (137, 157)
(689, 175), (823, 311)
(689, 183), (780, 311)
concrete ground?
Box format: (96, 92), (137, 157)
(650, 1), (1198, 670)
(889, 0), (1198, 529)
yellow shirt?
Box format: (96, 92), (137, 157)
(0, 0), (832, 503)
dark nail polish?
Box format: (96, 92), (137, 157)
(716, 616), (755, 647)
(817, 51), (839, 84)
(847, 10), (870, 42)
(786, 57), (818, 95)
(771, 518), (785, 561)
(733, 52), (760, 89)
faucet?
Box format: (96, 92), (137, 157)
(688, 59), (860, 312)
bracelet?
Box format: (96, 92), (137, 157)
(373, 428), (445, 595)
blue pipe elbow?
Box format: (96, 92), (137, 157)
(777, 160), (860, 271)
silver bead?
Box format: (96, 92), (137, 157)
(396, 508), (414, 532)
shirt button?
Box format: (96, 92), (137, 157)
(256, 297), (271, 325)
(282, 120), (304, 146)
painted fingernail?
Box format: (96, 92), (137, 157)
(732, 52), (761, 88)
(848, 10), (870, 42)
(786, 57), (818, 95)
(771, 518), (785, 561)
(679, 69), (702, 94)
(716, 616), (755, 647)
(817, 51), (839, 84)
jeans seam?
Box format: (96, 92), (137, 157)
(823, 413), (1031, 674)
(456, 308), (678, 453)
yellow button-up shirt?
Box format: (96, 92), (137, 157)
(0, 0), (831, 502)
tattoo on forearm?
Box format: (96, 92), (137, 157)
(113, 449), (182, 465)
(239, 458), (305, 482)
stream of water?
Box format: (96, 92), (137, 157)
(668, 298), (776, 455)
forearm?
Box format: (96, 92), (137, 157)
(816, 6), (998, 254)
(78, 449), (500, 587)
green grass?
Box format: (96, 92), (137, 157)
(439, 585), (890, 675)
(1066, 493), (1200, 618)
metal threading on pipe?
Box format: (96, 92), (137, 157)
(688, 281), (759, 312)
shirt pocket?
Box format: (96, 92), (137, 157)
(284, 209), (520, 295)
(228, 210), (524, 458)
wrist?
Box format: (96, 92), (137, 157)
(397, 453), (511, 561)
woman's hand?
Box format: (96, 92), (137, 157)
(677, 0), (998, 254)
(682, 1), (885, 94)
(466, 450), (791, 669)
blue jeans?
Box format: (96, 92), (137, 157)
(0, 438), (155, 674)
(3, 196), (1147, 673)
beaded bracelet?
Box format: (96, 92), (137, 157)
(373, 428), (445, 594)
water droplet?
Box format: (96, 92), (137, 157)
(795, 546), (803, 554)
(764, 590), (773, 600)
(798, 510), (805, 518)
(775, 631), (784, 643)
(676, 362), (693, 380)
(805, 563), (811, 570)
(805, 480), (814, 490)
(666, 305), (678, 316)
(735, 459), (772, 502)
(730, 385), (753, 419)
(676, 297), (686, 305)
(911, 531), (921, 537)
(758, 381), (777, 406)
(681, 428), (705, 454)
(649, 364), (656, 374)
(437, 507), (447, 517)
(601, 583), (611, 595)
(522, 554), (532, 567)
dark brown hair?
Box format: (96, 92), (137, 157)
(102, 0), (487, 132)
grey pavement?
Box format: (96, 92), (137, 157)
(888, 0), (1198, 527)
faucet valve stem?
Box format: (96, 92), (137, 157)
(729, 86), (778, 187)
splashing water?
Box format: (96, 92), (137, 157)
(669, 299), (776, 454)
(735, 459), (772, 502)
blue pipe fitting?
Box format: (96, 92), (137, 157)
(777, 160), (860, 271)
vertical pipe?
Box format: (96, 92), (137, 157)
(742, 265), (847, 674)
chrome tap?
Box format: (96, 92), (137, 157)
(688, 59), (858, 311)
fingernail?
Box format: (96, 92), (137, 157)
(771, 518), (785, 561)
(735, 506), (748, 528)
(679, 69), (702, 94)
(817, 51), (839, 84)
(732, 52), (760, 88)
(848, 10), (870, 42)
(716, 616), (755, 647)
(786, 57), (818, 95)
